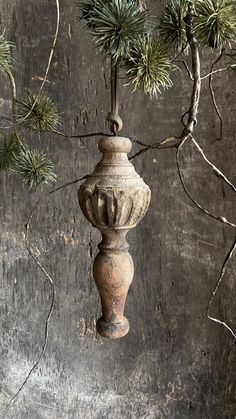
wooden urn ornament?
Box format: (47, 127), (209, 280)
(78, 61), (151, 339)
(79, 136), (151, 339)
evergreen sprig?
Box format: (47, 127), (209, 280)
(0, 34), (13, 72)
(0, 135), (21, 170)
(18, 91), (60, 133)
(159, 0), (189, 53)
(194, 0), (236, 48)
(11, 149), (56, 188)
(81, 0), (148, 62)
(80, 0), (110, 26)
(126, 33), (174, 96)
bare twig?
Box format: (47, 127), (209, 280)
(201, 64), (236, 80)
(207, 236), (236, 340)
(190, 136), (236, 193)
(53, 130), (110, 139)
(175, 59), (194, 80)
(176, 136), (236, 229)
(6, 175), (88, 409)
(209, 48), (225, 141)
(173, 43), (189, 62)
(129, 136), (181, 160)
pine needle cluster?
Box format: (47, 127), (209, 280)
(0, 135), (21, 170)
(159, 0), (236, 51)
(0, 34), (57, 189)
(80, 0), (175, 95)
(126, 33), (174, 96)
(194, 0), (236, 48)
(0, 134), (56, 188)
(18, 90), (60, 133)
(81, 0), (148, 62)
(80, 0), (110, 26)
(159, 0), (189, 53)
(11, 149), (56, 188)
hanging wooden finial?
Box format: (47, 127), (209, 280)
(78, 136), (151, 339)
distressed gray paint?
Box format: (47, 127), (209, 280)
(0, 0), (236, 418)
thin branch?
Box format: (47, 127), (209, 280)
(53, 131), (149, 146)
(129, 136), (181, 160)
(201, 64), (236, 80)
(2, 0), (60, 131)
(53, 130), (110, 139)
(176, 136), (236, 229)
(18, 0), (60, 126)
(209, 48), (225, 141)
(130, 137), (149, 147)
(5, 68), (17, 137)
(207, 236), (236, 340)
(190, 136), (236, 193)
(4, 68), (26, 151)
(173, 43), (188, 62)
(6, 175), (88, 409)
(175, 59), (194, 80)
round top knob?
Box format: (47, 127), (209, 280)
(98, 137), (132, 154)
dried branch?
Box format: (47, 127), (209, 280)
(182, 2), (201, 137)
(129, 136), (181, 160)
(54, 130), (110, 139)
(190, 136), (236, 193)
(201, 64), (236, 80)
(207, 236), (236, 340)
(6, 175), (88, 409)
(209, 48), (225, 141)
(176, 136), (236, 229)
(175, 59), (194, 80)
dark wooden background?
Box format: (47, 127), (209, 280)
(0, 1), (235, 418)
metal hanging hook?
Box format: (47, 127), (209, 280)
(107, 58), (123, 134)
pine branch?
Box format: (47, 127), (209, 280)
(125, 32), (175, 96)
(159, 0), (189, 53)
(194, 0), (236, 49)
(82, 0), (148, 62)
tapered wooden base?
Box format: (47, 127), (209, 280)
(93, 233), (134, 339)
(97, 316), (130, 339)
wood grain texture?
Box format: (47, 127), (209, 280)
(0, 0), (235, 418)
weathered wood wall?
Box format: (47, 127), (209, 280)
(0, 1), (235, 418)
